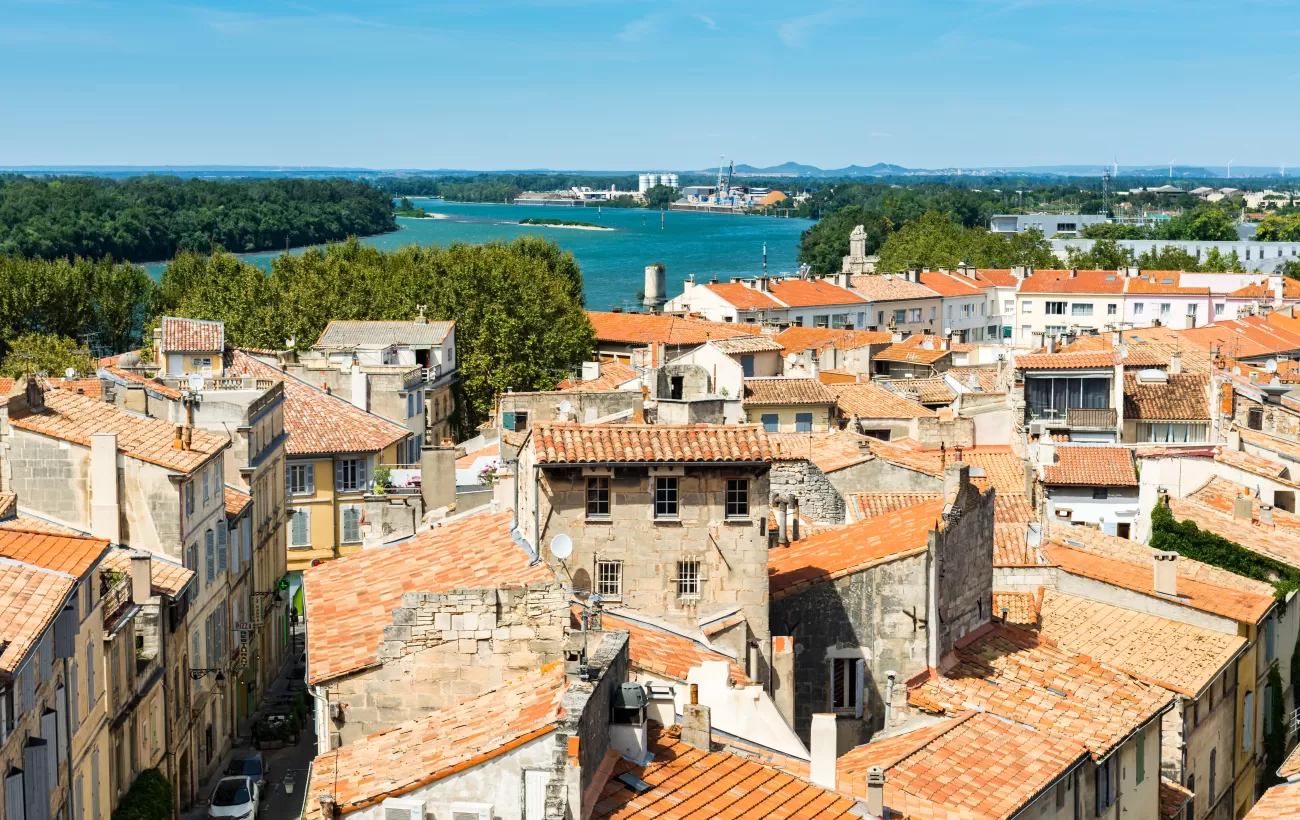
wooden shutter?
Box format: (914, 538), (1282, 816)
(20, 659), (33, 713)
(524, 771), (548, 820)
(69, 662), (79, 729)
(5, 768), (24, 820)
(205, 531), (215, 583)
(854, 659), (865, 719)
(90, 749), (98, 820)
(74, 776), (83, 820)
(217, 526), (228, 574)
(40, 711), (56, 776)
(55, 688), (66, 765)
(24, 738), (51, 820)
(55, 607), (75, 660)
(86, 644), (94, 710)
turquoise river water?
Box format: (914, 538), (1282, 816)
(144, 199), (814, 311)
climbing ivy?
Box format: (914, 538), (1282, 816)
(1150, 503), (1300, 607)
(1265, 665), (1287, 789)
(111, 769), (173, 820)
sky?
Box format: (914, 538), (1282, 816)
(2, 0), (1299, 170)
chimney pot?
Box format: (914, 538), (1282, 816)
(1153, 550), (1178, 597)
(810, 714), (837, 790)
(1169, 351), (1182, 375)
(172, 424), (184, 450)
(1233, 495), (1253, 520)
(680, 699), (712, 752)
(867, 766), (886, 818)
(1260, 504), (1274, 527)
(129, 551), (152, 604)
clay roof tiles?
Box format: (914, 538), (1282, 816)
(100, 548), (195, 599)
(703, 282), (785, 310)
(768, 277), (868, 306)
(10, 388), (228, 474)
(829, 382), (935, 419)
(1279, 741), (1300, 780)
(1041, 447), (1137, 487)
(774, 326), (892, 355)
(849, 274), (941, 302)
(1161, 779), (1194, 819)
(1227, 278), (1300, 299)
(1167, 495), (1300, 574)
(918, 270), (986, 297)
(599, 612), (748, 685)
(533, 423), (773, 464)
(592, 724), (858, 820)
(0, 564), (76, 676)
(1236, 426), (1300, 464)
(1123, 372), (1211, 420)
(101, 366), (182, 400)
(948, 367), (1002, 393)
(224, 485), (252, 517)
(1124, 272), (1210, 295)
(872, 343), (951, 365)
(225, 349), (409, 456)
(907, 623), (1174, 759)
(709, 336), (786, 354)
(161, 316), (224, 352)
(303, 509), (552, 683)
(889, 377), (955, 405)
(314, 319), (455, 348)
(555, 362), (641, 392)
(1242, 783), (1300, 819)
(993, 591), (1040, 626)
(1017, 269), (1126, 294)
(743, 377), (838, 406)
(303, 665), (569, 820)
(1016, 352), (1118, 370)
(768, 430), (875, 474)
(848, 492), (940, 521)
(0, 529), (109, 579)
(586, 311), (760, 346)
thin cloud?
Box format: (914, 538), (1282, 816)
(695, 13), (718, 30)
(778, 6), (845, 47)
(618, 13), (662, 42)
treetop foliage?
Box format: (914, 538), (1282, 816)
(1150, 502), (1300, 605)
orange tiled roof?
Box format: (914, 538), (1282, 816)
(1214, 447), (1294, 484)
(225, 349), (409, 456)
(829, 382), (934, 418)
(1177, 316), (1300, 359)
(994, 591), (1040, 625)
(0, 563), (76, 675)
(100, 548), (194, 599)
(837, 710), (1087, 819)
(10, 388), (227, 474)
(768, 429), (874, 473)
(455, 442), (500, 469)
(1123, 372), (1210, 420)
(45, 377), (102, 399)
(1279, 741), (1300, 780)
(1167, 495), (1300, 574)
(587, 311), (760, 346)
(303, 509), (553, 683)
(949, 367), (1002, 392)
(908, 623), (1173, 759)
(703, 282), (784, 310)
(555, 362), (641, 392)
(102, 366), (183, 400)
(1039, 590), (1246, 697)
(1227, 278), (1300, 299)
(304, 665), (568, 820)
(533, 423), (774, 464)
(775, 326), (892, 355)
(974, 268), (1019, 288)
(995, 524), (1039, 567)
(600, 612), (748, 685)
(0, 514), (84, 536)
(964, 448), (1024, 494)
(1017, 269), (1125, 294)
(709, 336), (785, 354)
(0, 529), (108, 579)
(769, 498), (943, 597)
(1124, 272), (1210, 295)
(1236, 426), (1300, 464)
(224, 485), (252, 517)
(1242, 782), (1300, 820)
(768, 278), (867, 307)
(161, 316), (224, 352)
(1016, 352), (1117, 370)
(847, 492), (939, 521)
(864, 438), (945, 477)
(889, 376), (955, 405)
(1042, 447), (1136, 486)
(872, 342), (950, 365)
(849, 274), (940, 302)
(593, 723), (858, 820)
(918, 270), (985, 297)
(995, 493), (1034, 524)
(1188, 476), (1300, 536)
(1161, 779), (1194, 819)
(743, 377), (837, 406)
(1044, 540), (1274, 624)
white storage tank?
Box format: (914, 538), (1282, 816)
(663, 173), (679, 189)
(638, 174), (653, 194)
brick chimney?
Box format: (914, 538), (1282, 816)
(1153, 551), (1178, 597)
(809, 713), (837, 790)
(680, 684), (712, 752)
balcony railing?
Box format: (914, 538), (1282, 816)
(423, 364), (442, 383)
(1066, 407), (1117, 429)
(101, 575), (132, 628)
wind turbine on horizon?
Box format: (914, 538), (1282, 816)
(1227, 158), (1235, 180)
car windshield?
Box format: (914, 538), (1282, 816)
(212, 780), (251, 806)
(227, 759), (263, 778)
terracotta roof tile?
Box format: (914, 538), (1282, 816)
(908, 624), (1173, 759)
(1124, 273), (1210, 295)
(0, 563), (76, 675)
(974, 268), (1019, 288)
(768, 278), (867, 307)
(1188, 476), (1300, 537)
(0, 514), (84, 536)
(887, 377), (955, 405)
(1243, 782), (1300, 820)
(994, 591), (1040, 625)
(949, 367), (1002, 393)
(703, 282), (785, 310)
(1038, 590), (1246, 697)
(532, 423), (774, 464)
(1177, 316), (1300, 359)
(1227, 278), (1300, 299)
(161, 316), (224, 352)
(829, 382), (935, 418)
(770, 498), (943, 597)
(1214, 447), (1295, 484)
(847, 492), (940, 521)
(593, 724), (858, 820)
(555, 362), (641, 392)
(864, 438), (945, 477)
(303, 510), (552, 683)
(1016, 352), (1118, 370)
(10, 388), (228, 474)
(1123, 372), (1210, 420)
(769, 430), (874, 474)
(964, 449), (1025, 494)
(743, 377), (837, 406)
(872, 343), (951, 365)
(0, 529), (109, 579)
(849, 274), (940, 302)
(1042, 447), (1136, 487)
(304, 665), (568, 820)
(995, 493), (1034, 524)
(226, 349), (409, 456)
(918, 270), (985, 297)
(314, 319), (454, 349)
(587, 311), (761, 346)
(774, 327), (892, 355)
(600, 612), (748, 685)
(1167, 495), (1300, 574)
(224, 485), (252, 517)
(46, 378), (102, 399)
(1161, 779), (1194, 819)
(1279, 741), (1300, 780)
(100, 548), (194, 599)
(1018, 269), (1126, 294)
(995, 524), (1039, 567)
(101, 366), (183, 400)
(710, 336), (786, 354)
(1236, 426), (1300, 464)
(837, 711), (1087, 819)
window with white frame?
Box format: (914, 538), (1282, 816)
(1022, 301), (1032, 313)
(1044, 325), (1066, 336)
(1215, 303), (1225, 316)
(909, 308), (922, 322)
(1160, 303), (1171, 315)
(202, 467), (210, 504)
(191, 357), (212, 371)
(586, 477), (610, 518)
(1187, 303), (1198, 316)
(675, 559), (700, 601)
(1070, 303), (1092, 316)
(341, 505), (363, 544)
(1045, 301), (1066, 315)
(654, 477), (679, 519)
(335, 458), (366, 493)
(289, 508), (311, 548)
(595, 560), (622, 599)
(287, 464), (314, 496)
(1138, 423), (1208, 443)
(1134, 303), (1145, 315)
(1107, 303), (1118, 315)
(1004, 299), (1014, 313)
(725, 479), (749, 519)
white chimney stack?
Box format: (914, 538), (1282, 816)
(867, 766), (886, 818)
(1153, 550), (1178, 597)
(810, 713), (838, 790)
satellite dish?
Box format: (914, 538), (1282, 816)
(558, 399), (573, 414)
(187, 373), (204, 391)
(1267, 359), (1279, 373)
(549, 533), (573, 560)
(1025, 522), (1042, 549)
(785, 353), (799, 366)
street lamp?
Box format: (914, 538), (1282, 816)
(190, 668), (226, 682)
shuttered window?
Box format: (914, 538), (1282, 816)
(90, 749), (99, 820)
(20, 659), (34, 713)
(55, 606), (76, 659)
(69, 662), (79, 728)
(290, 509), (311, 548)
(204, 530), (215, 584)
(5, 768), (24, 820)
(24, 738), (51, 820)
(54, 688), (66, 765)
(341, 506), (362, 544)
(217, 526), (228, 574)
(41, 711), (57, 776)
(86, 644), (95, 712)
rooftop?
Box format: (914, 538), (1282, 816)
(703, 282), (784, 311)
(849, 274), (940, 302)
(1041, 447), (1137, 487)
(774, 326), (893, 355)
(226, 350), (410, 456)
(599, 611), (748, 685)
(887, 377), (955, 405)
(743, 377), (838, 406)
(768, 429), (875, 474)
(0, 563), (76, 676)
(1124, 272), (1210, 295)
(0, 528), (109, 579)
(533, 423), (773, 465)
(918, 270), (986, 297)
(1242, 783), (1300, 820)
(587, 311), (760, 346)
(304, 664), (568, 820)
(302, 509), (552, 683)
(100, 548), (195, 599)
(1016, 352), (1117, 370)
(314, 318), (455, 349)
(708, 336), (786, 354)
(1123, 372), (1210, 421)
(224, 485), (252, 518)
(993, 591), (1040, 625)
(1167, 495), (1300, 574)
(871, 343), (950, 365)
(10, 387), (228, 474)
(555, 362), (641, 392)
(1017, 269), (1126, 294)
(1177, 316), (1300, 360)
(908, 623), (1173, 759)
(161, 316), (224, 352)
(828, 382), (935, 419)
(1226, 278), (1300, 299)
(768, 277), (867, 307)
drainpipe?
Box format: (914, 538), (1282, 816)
(532, 463), (542, 558)
(62, 655), (76, 820)
(883, 670), (897, 728)
(777, 496), (789, 546)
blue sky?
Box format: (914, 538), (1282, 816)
(2, 0), (1297, 170)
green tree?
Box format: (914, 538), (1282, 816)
(1199, 248), (1246, 273)
(1157, 205), (1239, 241)
(111, 768), (173, 820)
(1066, 239), (1134, 270)
(1135, 246), (1200, 271)
(642, 185), (678, 210)
(1081, 223), (1150, 240)
(797, 206), (892, 275)
(1279, 260), (1300, 281)
(1150, 502), (1300, 603)
(1255, 213), (1300, 242)
(0, 333), (93, 378)
(1264, 664), (1286, 788)
(875, 211), (1057, 271)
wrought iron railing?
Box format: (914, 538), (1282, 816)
(1066, 407), (1117, 428)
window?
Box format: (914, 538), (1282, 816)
(1208, 749), (1217, 804)
(586, 477), (610, 518)
(1185, 775), (1194, 820)
(929, 307), (936, 321)
(740, 355), (754, 378)
(813, 314), (829, 328)
(341, 505), (362, 544)
(675, 559), (700, 600)
(1134, 303), (1145, 315)
(654, 477), (679, 519)
(202, 468), (210, 504)
(335, 458), (365, 493)
(1107, 303), (1118, 315)
(893, 309), (907, 325)
(725, 479), (749, 519)
(760, 414), (779, 433)
(792, 316), (804, 327)
(500, 410), (529, 432)
(1004, 299), (1014, 314)
(876, 311), (885, 326)
(856, 312), (865, 329)
(909, 309), (922, 323)
(185, 543), (198, 599)
(190, 357), (212, 370)
(1138, 423), (1209, 443)
(1215, 302), (1225, 316)
(1022, 301), (1032, 313)
(1095, 756), (1117, 814)
(288, 464), (314, 496)
(1267, 617), (1277, 661)
(1160, 303), (1171, 315)
(1248, 407), (1263, 430)
(1071, 303), (1093, 316)
(185, 482), (194, 516)
(1136, 730), (1145, 784)
(1242, 690), (1254, 751)
(289, 509), (311, 548)
(831, 313), (848, 328)
(795, 412), (813, 433)
(829, 657), (864, 717)
(1093, 487), (1108, 500)
(204, 530), (215, 584)
(595, 560), (622, 599)
(1187, 303), (1198, 317)
(1044, 324), (1067, 336)
(216, 525), (227, 574)
(1045, 301), (1066, 315)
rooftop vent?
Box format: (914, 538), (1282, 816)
(1136, 369), (1168, 384)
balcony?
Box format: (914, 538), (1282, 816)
(1066, 407), (1117, 429)
(101, 573), (132, 629)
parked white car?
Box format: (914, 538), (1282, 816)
(208, 775), (259, 820)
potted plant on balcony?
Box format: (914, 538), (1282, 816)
(372, 465), (392, 495)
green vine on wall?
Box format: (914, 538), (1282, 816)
(1265, 665), (1287, 789)
(111, 769), (173, 820)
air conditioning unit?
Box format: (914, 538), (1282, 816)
(1028, 420), (1048, 437)
(382, 798), (426, 820)
(449, 804), (493, 820)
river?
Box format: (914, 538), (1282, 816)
(143, 200), (814, 311)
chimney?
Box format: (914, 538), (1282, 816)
(1045, 336), (1057, 354)
(1233, 495), (1253, 520)
(581, 361), (601, 382)
(1250, 371), (1259, 384)
(181, 425), (193, 451)
(1260, 504), (1275, 527)
(1111, 329), (1122, 347)
(777, 497), (790, 547)
(866, 767), (886, 818)
(1169, 350), (1182, 375)
(943, 461), (971, 508)
(172, 424), (184, 450)
(809, 714), (837, 790)
(790, 496), (801, 541)
(1069, 268), (1078, 279)
(1227, 429), (1242, 451)
(1153, 551), (1178, 597)
(152, 326), (164, 372)
(129, 551), (152, 604)
(680, 684), (712, 751)
(1011, 265), (1026, 280)
(90, 433), (121, 543)
(891, 330), (904, 344)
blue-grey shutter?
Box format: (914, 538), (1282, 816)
(54, 607), (75, 660)
(854, 659), (865, 719)
(20, 660), (33, 713)
(74, 775), (83, 820)
(90, 749), (98, 820)
(1094, 761), (1104, 815)
(40, 711), (56, 776)
(217, 525), (228, 574)
(1101, 521), (1117, 536)
(5, 768), (24, 820)
(205, 531), (215, 583)
(23, 738), (50, 820)
(86, 644), (94, 710)
(68, 663), (78, 729)
(54, 688), (66, 765)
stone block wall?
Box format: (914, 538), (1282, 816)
(5, 429), (90, 528)
(1232, 393), (1300, 442)
(932, 468), (996, 662)
(326, 581), (570, 744)
(915, 416), (976, 450)
(769, 459), (846, 525)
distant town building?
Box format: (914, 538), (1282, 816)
(989, 213), (1109, 237)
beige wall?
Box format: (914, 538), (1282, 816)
(744, 404), (835, 432)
